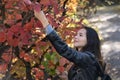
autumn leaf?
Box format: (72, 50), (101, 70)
(35, 20), (43, 28)
(35, 71), (44, 79)
(0, 64), (7, 74)
(49, 0), (59, 15)
(57, 66), (65, 73)
(5, 3), (13, 9)
(15, 14), (22, 20)
(2, 53), (11, 62)
(20, 51), (26, 58)
(6, 30), (19, 47)
(9, 25), (21, 33)
(46, 14), (59, 28)
(0, 32), (6, 42)
(19, 30), (32, 45)
(24, 54), (31, 62)
(39, 65), (45, 69)
(8, 38), (19, 47)
(24, 22), (33, 31)
(40, 0), (51, 6)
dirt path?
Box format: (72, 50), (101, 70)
(88, 5), (120, 80)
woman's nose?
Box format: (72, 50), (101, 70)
(74, 35), (77, 39)
(75, 34), (78, 38)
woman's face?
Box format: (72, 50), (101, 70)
(74, 28), (87, 49)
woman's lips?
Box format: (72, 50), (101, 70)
(74, 40), (78, 43)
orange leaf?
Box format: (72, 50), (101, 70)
(19, 51), (26, 58)
(24, 54), (31, 62)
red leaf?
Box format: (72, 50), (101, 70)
(58, 16), (66, 22)
(40, 0), (51, 6)
(10, 26), (20, 33)
(35, 20), (43, 28)
(24, 54), (31, 62)
(6, 30), (19, 47)
(15, 14), (22, 20)
(24, 22), (33, 31)
(39, 65), (45, 69)
(0, 32), (6, 42)
(8, 38), (19, 47)
(4, 20), (15, 25)
(35, 71), (44, 79)
(19, 30), (32, 45)
(0, 64), (7, 74)
(7, 30), (13, 40)
(57, 66), (65, 73)
(2, 53), (11, 62)
(53, 5), (59, 15)
(49, 0), (59, 14)
(5, 3), (13, 9)
(20, 51), (26, 58)
(46, 14), (59, 27)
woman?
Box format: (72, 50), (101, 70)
(34, 10), (104, 80)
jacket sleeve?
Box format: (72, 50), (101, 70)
(46, 30), (93, 67)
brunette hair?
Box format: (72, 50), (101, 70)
(82, 26), (103, 66)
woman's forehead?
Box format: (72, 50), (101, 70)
(77, 28), (86, 34)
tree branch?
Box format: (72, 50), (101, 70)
(0, 2), (5, 24)
(62, 0), (69, 16)
(14, 47), (34, 80)
(21, 10), (34, 26)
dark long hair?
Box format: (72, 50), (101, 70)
(82, 26), (103, 63)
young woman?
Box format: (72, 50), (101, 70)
(34, 10), (104, 80)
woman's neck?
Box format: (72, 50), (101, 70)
(78, 47), (82, 51)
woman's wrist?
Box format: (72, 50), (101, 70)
(45, 24), (54, 35)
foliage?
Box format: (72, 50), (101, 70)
(0, 0), (99, 79)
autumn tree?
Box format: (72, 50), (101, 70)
(0, 0), (99, 79)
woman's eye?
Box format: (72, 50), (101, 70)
(79, 34), (82, 36)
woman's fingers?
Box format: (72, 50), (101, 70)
(33, 2), (41, 12)
(23, 0), (41, 12)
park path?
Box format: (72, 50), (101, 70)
(88, 5), (120, 80)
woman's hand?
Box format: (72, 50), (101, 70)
(34, 10), (49, 28)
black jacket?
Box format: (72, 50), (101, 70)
(46, 30), (98, 80)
